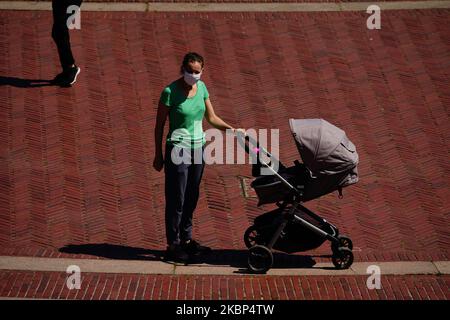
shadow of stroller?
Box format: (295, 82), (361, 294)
(0, 76), (57, 88)
(59, 243), (323, 273)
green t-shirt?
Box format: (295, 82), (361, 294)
(160, 80), (209, 149)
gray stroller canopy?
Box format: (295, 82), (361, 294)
(289, 119), (359, 176)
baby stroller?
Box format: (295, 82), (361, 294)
(237, 119), (359, 273)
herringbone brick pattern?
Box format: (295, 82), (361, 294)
(0, 10), (449, 262)
(0, 270), (448, 300)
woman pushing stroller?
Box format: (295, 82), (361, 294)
(153, 53), (358, 272)
(153, 52), (242, 263)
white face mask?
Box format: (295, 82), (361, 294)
(183, 70), (202, 86)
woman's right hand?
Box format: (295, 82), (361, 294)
(153, 154), (164, 172)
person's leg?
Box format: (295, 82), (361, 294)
(52, 0), (79, 70)
(164, 145), (189, 247)
(51, 0), (82, 84)
(180, 146), (205, 244)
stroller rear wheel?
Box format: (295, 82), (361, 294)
(332, 247), (354, 269)
(244, 225), (264, 248)
(331, 235), (353, 254)
(247, 245), (273, 274)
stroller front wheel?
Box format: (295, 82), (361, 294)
(247, 245), (273, 274)
(331, 235), (353, 253)
(332, 247), (354, 269)
(244, 225), (264, 248)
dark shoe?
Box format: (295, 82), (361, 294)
(182, 240), (211, 256)
(53, 66), (80, 87)
(164, 244), (189, 263)
(52, 71), (66, 84)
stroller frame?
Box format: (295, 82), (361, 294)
(237, 133), (354, 273)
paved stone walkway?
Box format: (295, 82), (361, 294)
(0, 3), (449, 300)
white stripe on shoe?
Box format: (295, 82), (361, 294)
(70, 67), (81, 85)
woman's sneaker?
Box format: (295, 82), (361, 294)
(53, 66), (80, 87)
(182, 240), (211, 256)
(53, 71), (66, 84)
(164, 244), (189, 263)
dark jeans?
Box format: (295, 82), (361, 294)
(164, 144), (205, 246)
(52, 0), (83, 71)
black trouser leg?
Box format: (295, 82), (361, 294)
(164, 145), (205, 246)
(51, 0), (83, 71)
(180, 147), (205, 242)
(164, 145), (187, 246)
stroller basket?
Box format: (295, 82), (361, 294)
(251, 165), (306, 206)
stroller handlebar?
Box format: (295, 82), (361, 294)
(235, 131), (265, 158)
(235, 130), (284, 172)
